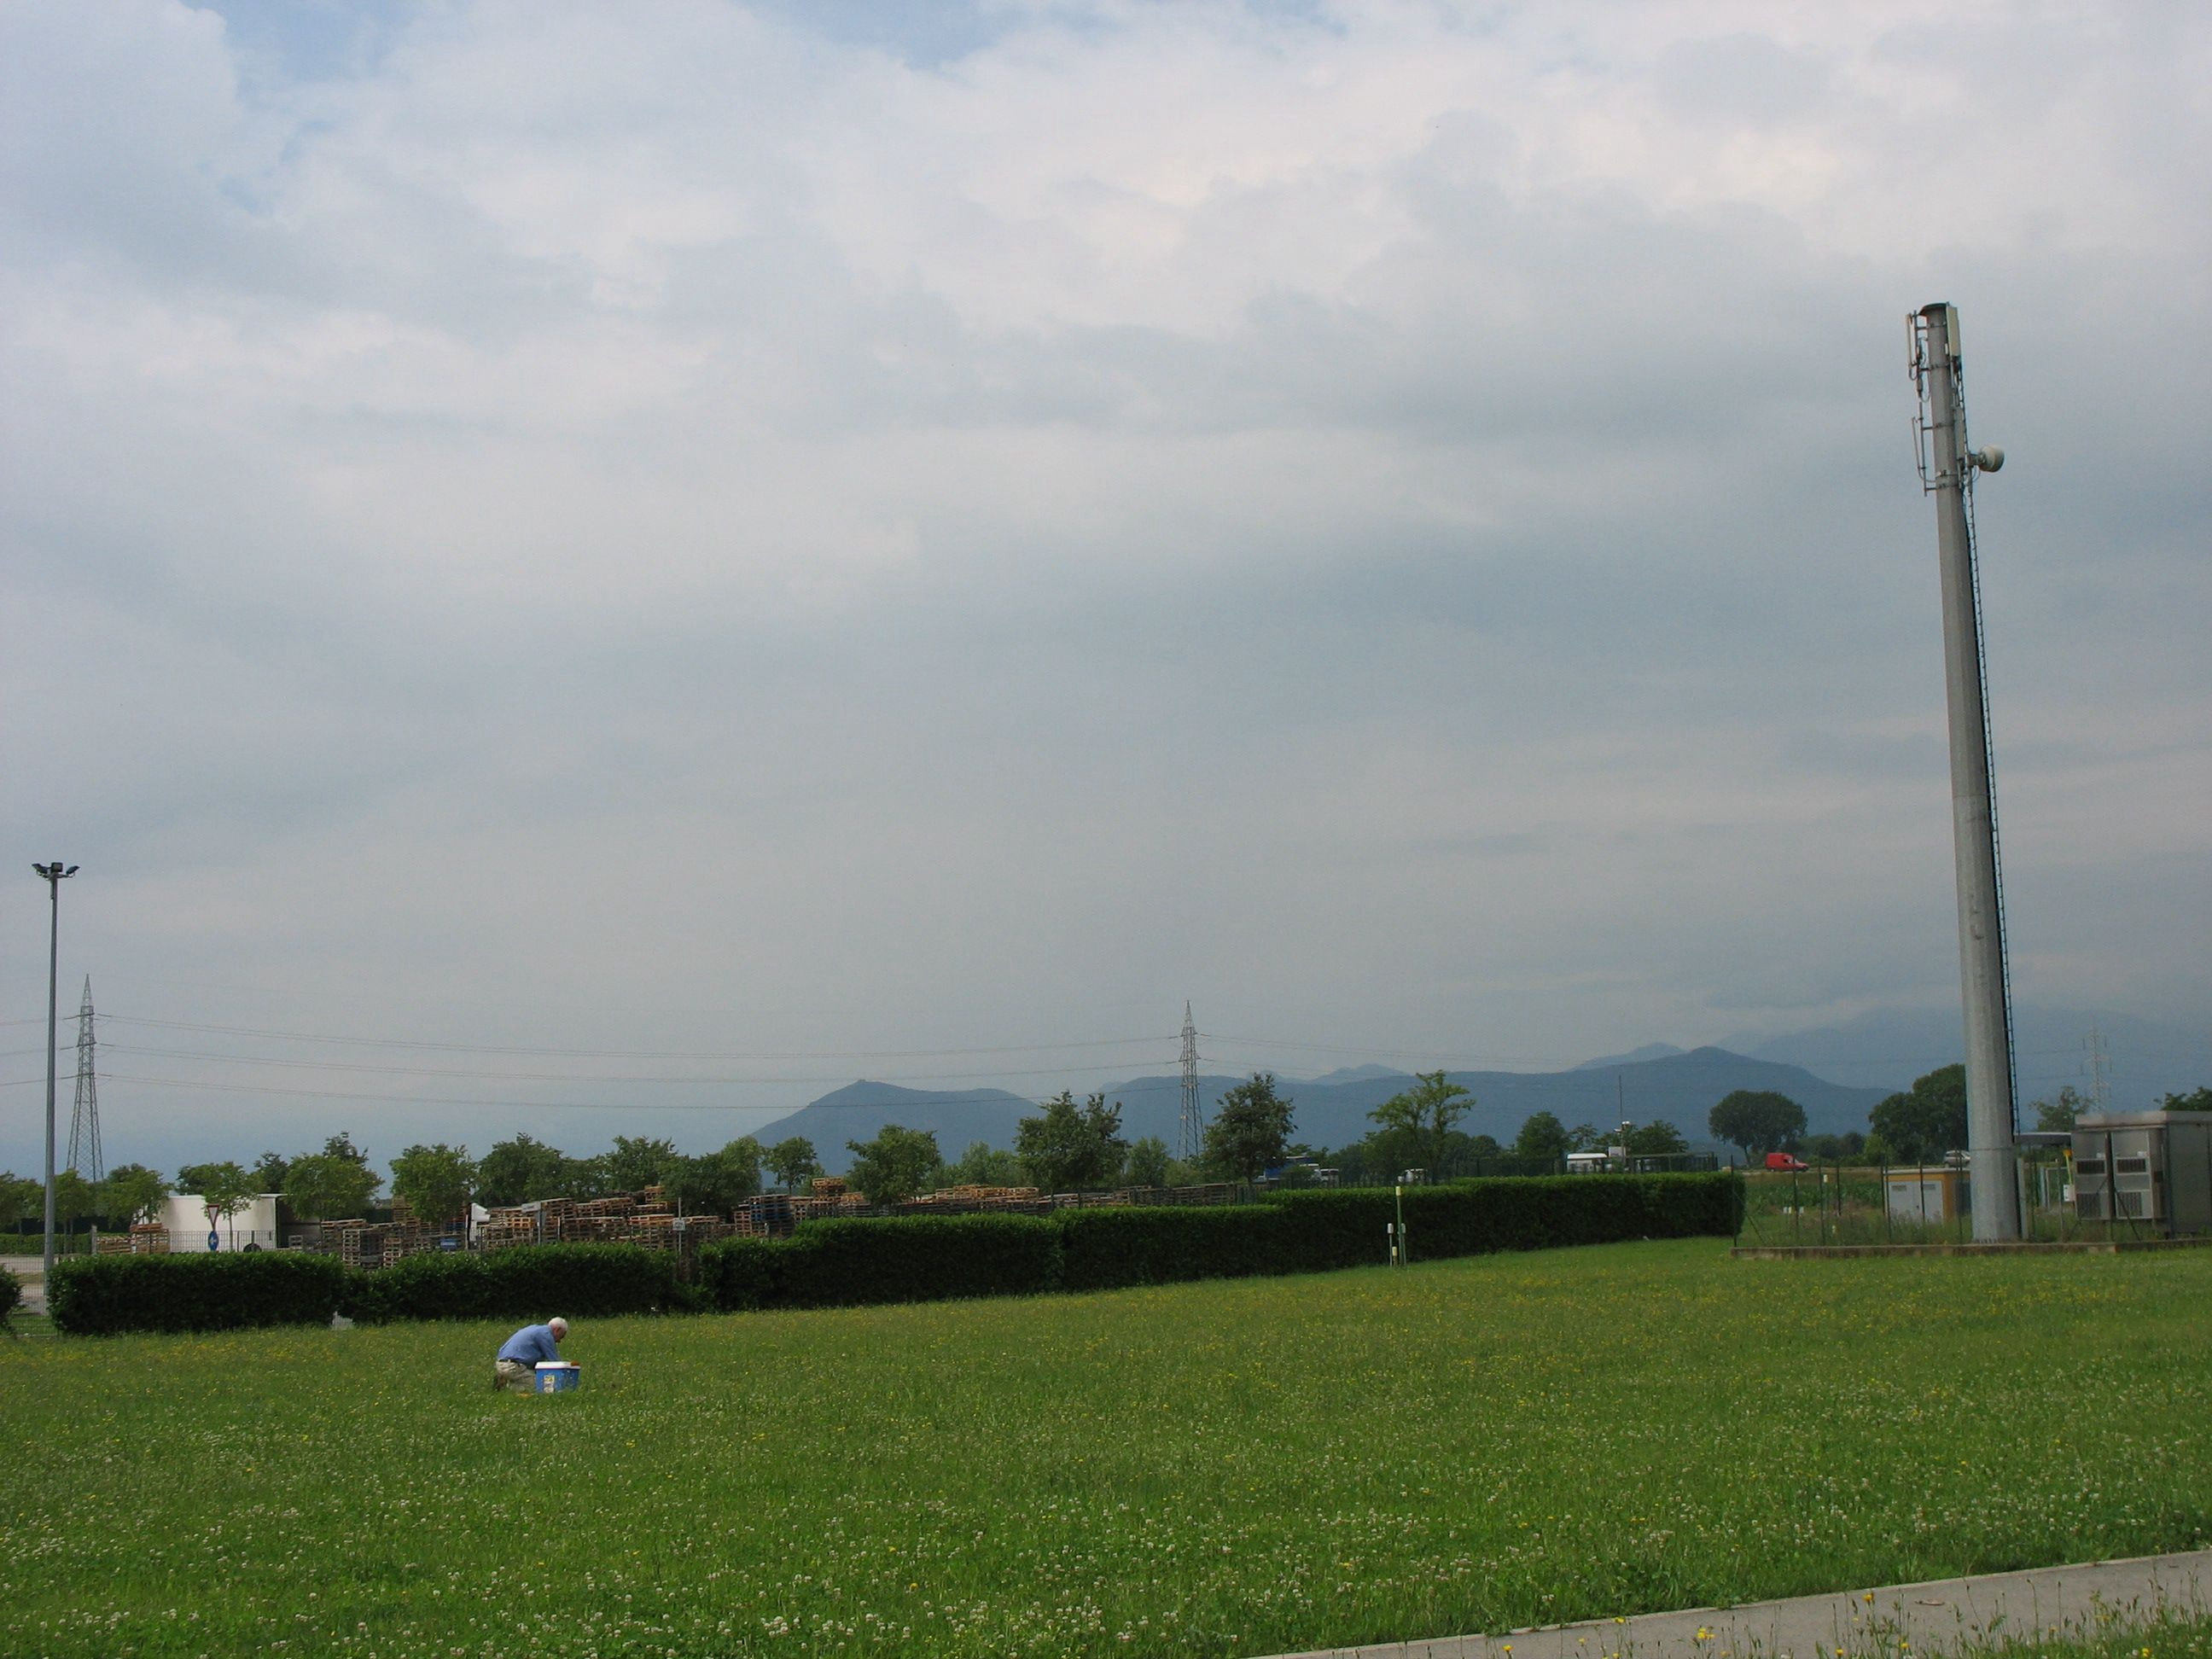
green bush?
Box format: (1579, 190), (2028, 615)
(1264, 1173), (1743, 1269)
(0, 1265), (20, 1330)
(48, 1252), (352, 1336)
(346, 1243), (688, 1324)
(38, 1175), (1743, 1332)
(1055, 1204), (1298, 1292)
(695, 1175), (1742, 1313)
(697, 1236), (783, 1312)
(776, 1214), (1062, 1309)
(703, 1214), (1062, 1311)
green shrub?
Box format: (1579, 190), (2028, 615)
(1264, 1172), (1743, 1269)
(693, 1176), (1742, 1314)
(39, 1176), (1742, 1333)
(1054, 1204), (1297, 1292)
(779, 1214), (1061, 1308)
(346, 1243), (688, 1324)
(0, 1265), (20, 1330)
(705, 1214), (1061, 1311)
(697, 1236), (783, 1312)
(47, 1252), (352, 1336)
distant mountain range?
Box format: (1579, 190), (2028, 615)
(1719, 1004), (2209, 1104)
(1304, 1064), (1415, 1087)
(748, 1003), (2206, 1173)
(754, 1048), (1888, 1173)
(1574, 1044), (1687, 1071)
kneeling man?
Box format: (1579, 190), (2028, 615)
(493, 1316), (569, 1392)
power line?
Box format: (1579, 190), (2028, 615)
(86, 1068), (1205, 1115)
(96, 1015), (1178, 1062)
(98, 1043), (1173, 1087)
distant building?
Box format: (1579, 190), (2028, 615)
(154, 1193), (288, 1252)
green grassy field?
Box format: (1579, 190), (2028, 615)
(3, 1239), (2209, 1659)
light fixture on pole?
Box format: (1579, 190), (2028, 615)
(32, 861), (79, 1280)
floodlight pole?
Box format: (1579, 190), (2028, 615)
(33, 862), (79, 1278)
(1912, 303), (2020, 1242)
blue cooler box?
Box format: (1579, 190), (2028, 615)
(534, 1361), (581, 1394)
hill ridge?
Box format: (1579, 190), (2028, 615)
(757, 1048), (1885, 1172)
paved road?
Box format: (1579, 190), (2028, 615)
(1265, 1550), (2212, 1659)
(1, 1254), (46, 1314)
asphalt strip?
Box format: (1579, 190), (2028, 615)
(1262, 1550), (2212, 1659)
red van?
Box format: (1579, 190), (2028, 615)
(1764, 1152), (1808, 1172)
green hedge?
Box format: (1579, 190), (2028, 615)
(1055, 1204), (1295, 1291)
(1262, 1173), (1743, 1270)
(346, 1243), (690, 1324)
(48, 1252), (352, 1336)
(0, 1266), (20, 1330)
(46, 1243), (690, 1335)
(696, 1173), (1742, 1313)
(699, 1236), (783, 1312)
(771, 1214), (1061, 1309)
(39, 1173), (1741, 1333)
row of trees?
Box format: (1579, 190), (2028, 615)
(1704, 1067), (2205, 1167)
(0, 1130), (832, 1236)
(29, 1066), (2176, 1234)
(1706, 1074), (1970, 1165)
(836, 1074), (1702, 1203)
(0, 1135), (403, 1237)
(0, 1075), (1699, 1232)
(0, 1163), (174, 1234)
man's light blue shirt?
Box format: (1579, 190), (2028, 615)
(497, 1324), (560, 1365)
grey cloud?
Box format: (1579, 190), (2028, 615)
(1653, 33), (1833, 125)
(3, 1), (2207, 1173)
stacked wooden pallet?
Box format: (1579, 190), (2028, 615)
(738, 1193), (798, 1237)
(479, 1208), (538, 1249)
(326, 1220), (370, 1266)
(330, 1219), (430, 1268)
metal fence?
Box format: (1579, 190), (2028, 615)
(1729, 1152), (2166, 1248)
(1322, 1151), (1718, 1188)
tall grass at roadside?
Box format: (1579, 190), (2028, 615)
(3, 1239), (2208, 1659)
(1959, 1611), (2212, 1659)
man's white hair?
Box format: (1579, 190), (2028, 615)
(548, 1317), (570, 1336)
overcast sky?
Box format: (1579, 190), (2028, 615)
(3, 0), (2207, 1176)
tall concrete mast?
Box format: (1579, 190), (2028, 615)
(1910, 302), (2020, 1240)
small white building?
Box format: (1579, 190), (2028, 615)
(154, 1193), (288, 1253)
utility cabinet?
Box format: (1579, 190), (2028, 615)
(2072, 1111), (2212, 1234)
(1884, 1165), (1969, 1226)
